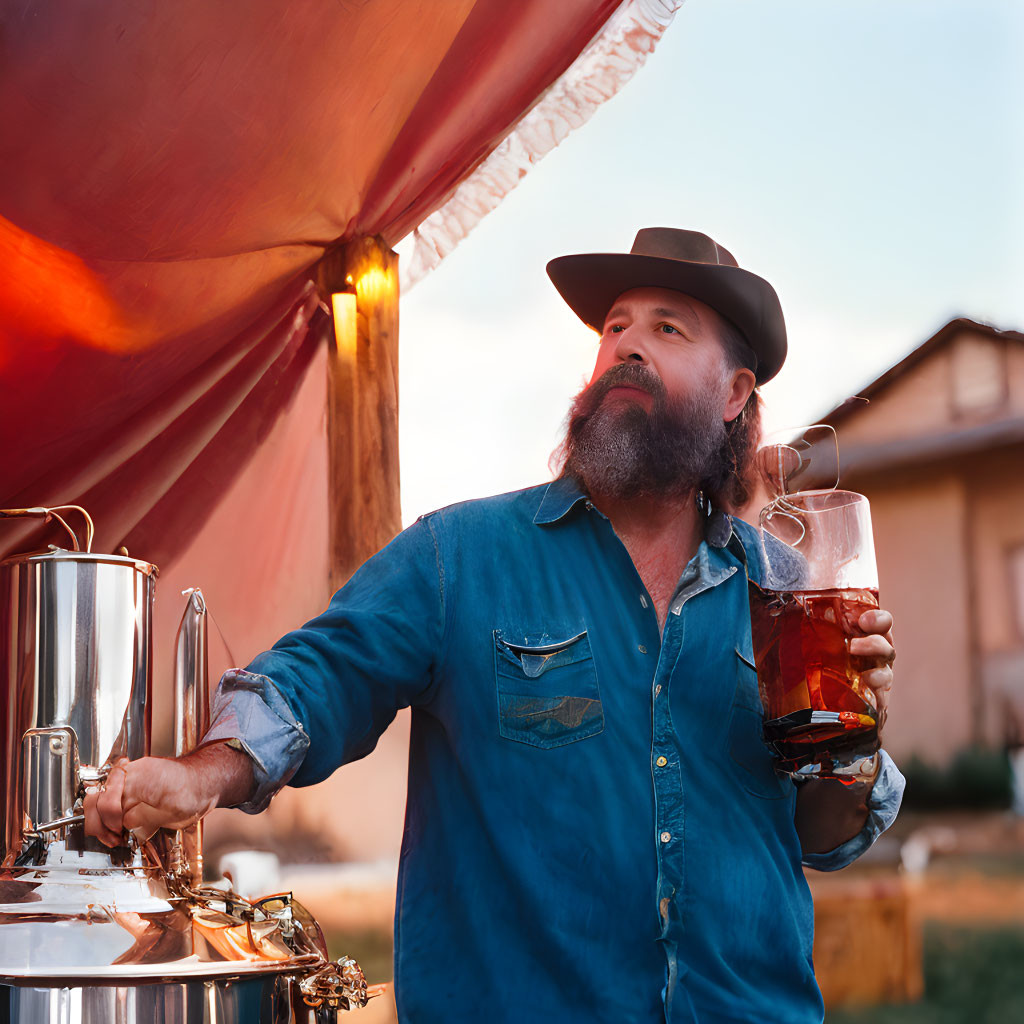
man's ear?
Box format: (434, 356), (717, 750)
(723, 367), (756, 423)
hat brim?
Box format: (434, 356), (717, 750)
(546, 252), (786, 385)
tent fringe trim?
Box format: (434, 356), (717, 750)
(400, 0), (686, 290)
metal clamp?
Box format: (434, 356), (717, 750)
(298, 958), (369, 1012)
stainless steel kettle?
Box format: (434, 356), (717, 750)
(0, 506), (369, 1022)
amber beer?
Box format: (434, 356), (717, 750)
(748, 579), (881, 774)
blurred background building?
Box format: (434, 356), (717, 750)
(816, 318), (1024, 766)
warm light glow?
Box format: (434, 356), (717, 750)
(354, 265), (396, 306)
(0, 214), (131, 362)
(331, 292), (357, 360)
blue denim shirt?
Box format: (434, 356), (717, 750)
(205, 478), (904, 1023)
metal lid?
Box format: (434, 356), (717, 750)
(0, 547), (158, 578)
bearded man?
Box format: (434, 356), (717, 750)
(87, 229), (904, 1023)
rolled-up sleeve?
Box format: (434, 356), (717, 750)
(801, 749), (906, 871)
(201, 668), (311, 813)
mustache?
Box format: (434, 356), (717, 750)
(576, 363), (665, 415)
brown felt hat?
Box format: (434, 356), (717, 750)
(546, 227), (787, 384)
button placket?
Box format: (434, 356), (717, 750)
(651, 606), (685, 967)
(652, 540), (747, 1009)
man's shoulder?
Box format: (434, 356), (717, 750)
(357, 483), (559, 586)
(415, 481), (555, 530)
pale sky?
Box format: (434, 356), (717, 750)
(396, 0), (1023, 526)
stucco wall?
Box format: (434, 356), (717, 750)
(1008, 337), (1024, 412)
(967, 446), (1024, 747)
(852, 470), (974, 764)
(969, 448), (1024, 655)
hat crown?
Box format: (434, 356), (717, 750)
(630, 228), (738, 269)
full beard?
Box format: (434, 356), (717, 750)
(559, 362), (730, 503)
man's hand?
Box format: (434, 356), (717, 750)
(83, 742), (256, 848)
(850, 607), (895, 734)
(795, 606), (896, 856)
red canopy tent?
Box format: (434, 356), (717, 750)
(0, 0), (682, 858)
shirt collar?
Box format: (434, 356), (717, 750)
(534, 476), (737, 550)
(533, 476), (590, 524)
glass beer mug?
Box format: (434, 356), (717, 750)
(748, 428), (882, 781)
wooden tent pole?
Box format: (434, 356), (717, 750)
(317, 236), (401, 593)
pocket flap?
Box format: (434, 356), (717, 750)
(494, 630), (590, 678)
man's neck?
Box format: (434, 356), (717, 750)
(589, 488), (702, 551)
(587, 487), (704, 629)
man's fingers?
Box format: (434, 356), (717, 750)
(858, 608), (894, 637)
(849, 634), (895, 664)
(852, 607), (894, 740)
(94, 761), (129, 842)
(861, 665), (894, 695)
(121, 804), (165, 844)
(862, 666), (891, 732)
(122, 796), (202, 838)
(83, 787), (122, 848)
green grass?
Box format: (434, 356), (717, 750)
(827, 924), (1024, 1024)
(324, 927), (394, 984)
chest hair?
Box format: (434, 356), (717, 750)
(623, 540), (691, 632)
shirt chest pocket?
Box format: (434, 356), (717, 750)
(493, 629), (604, 749)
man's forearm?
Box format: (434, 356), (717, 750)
(187, 740), (257, 810)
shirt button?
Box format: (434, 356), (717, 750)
(638, 644), (647, 654)
(660, 831), (672, 844)
(655, 684), (662, 698)
(640, 594), (649, 608)
(656, 756), (668, 767)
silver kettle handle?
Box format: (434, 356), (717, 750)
(172, 588), (209, 885)
(174, 588), (209, 757)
